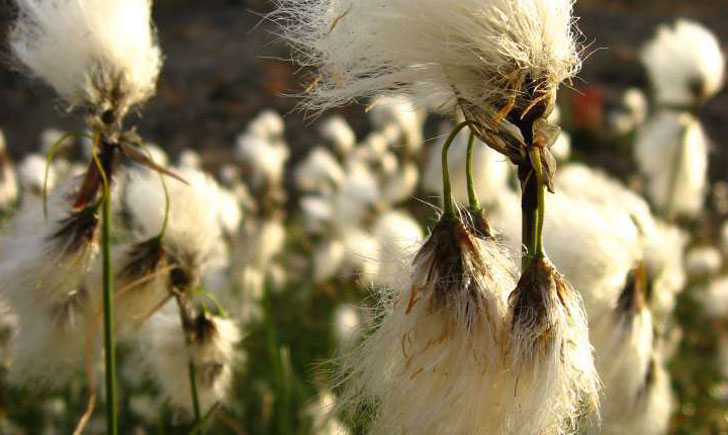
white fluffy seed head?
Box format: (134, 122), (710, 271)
(685, 246), (722, 279)
(246, 109), (285, 140)
(235, 134), (290, 189)
(698, 276), (728, 319)
(319, 116), (356, 155)
(0, 180), (99, 388)
(276, 0), (581, 121)
(370, 210), (423, 288)
(18, 153), (55, 196)
(123, 168), (225, 289)
(380, 161), (419, 207)
(313, 238), (346, 283)
(9, 0), (162, 123)
(294, 146), (345, 194)
(368, 95), (425, 152)
(641, 19), (725, 107)
(634, 111), (708, 219)
(333, 303), (363, 347)
(139, 308), (241, 415)
(505, 256), (601, 435)
(337, 218), (516, 434)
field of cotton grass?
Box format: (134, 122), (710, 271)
(0, 0), (727, 434)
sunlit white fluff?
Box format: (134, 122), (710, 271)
(641, 19), (725, 107)
(0, 180), (99, 387)
(276, 0), (580, 122)
(423, 123), (510, 208)
(338, 218), (515, 434)
(333, 161), (379, 230)
(634, 110), (708, 218)
(685, 246), (722, 279)
(177, 149), (202, 169)
(368, 95), (425, 152)
(319, 116), (356, 156)
(294, 146), (345, 194)
(300, 195), (334, 234)
(307, 391), (351, 435)
(10, 0), (162, 119)
(139, 308), (241, 414)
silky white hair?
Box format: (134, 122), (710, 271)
(336, 219), (516, 434)
(10, 0), (162, 117)
(642, 19), (725, 106)
(275, 0), (581, 115)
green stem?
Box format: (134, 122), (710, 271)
(466, 131), (480, 212)
(175, 297), (202, 424)
(441, 121), (479, 219)
(530, 147), (546, 258)
(99, 142), (118, 435)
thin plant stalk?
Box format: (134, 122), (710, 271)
(95, 136), (118, 435)
(465, 131), (480, 212)
(175, 295), (202, 424)
(441, 120), (480, 219)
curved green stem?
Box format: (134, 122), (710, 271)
(441, 120), (479, 219)
(137, 142), (171, 241)
(465, 131), (481, 212)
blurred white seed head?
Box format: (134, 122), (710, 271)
(235, 133), (290, 189)
(9, 0), (162, 124)
(246, 109), (285, 141)
(39, 128), (66, 155)
(0, 131), (19, 211)
(642, 19), (725, 107)
(294, 146), (345, 194)
(380, 161), (419, 207)
(333, 303), (363, 347)
(18, 153), (55, 197)
(610, 88), (648, 135)
(319, 116), (356, 155)
(139, 308), (241, 415)
(368, 95), (425, 152)
(313, 238), (346, 283)
(685, 246), (722, 279)
(643, 221), (687, 325)
(634, 111), (708, 219)
(698, 276), (728, 319)
(177, 149), (202, 169)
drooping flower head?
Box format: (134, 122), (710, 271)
(10, 0), (162, 133)
(276, 0), (581, 165)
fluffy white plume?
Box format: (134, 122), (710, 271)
(0, 180), (99, 387)
(235, 133), (290, 189)
(642, 221), (687, 325)
(333, 303), (363, 347)
(634, 111), (708, 219)
(698, 276), (728, 319)
(177, 149), (202, 169)
(275, 0), (580, 120)
(642, 19), (725, 106)
(9, 0), (162, 118)
(246, 110), (285, 141)
(313, 238), (346, 283)
(610, 88), (648, 135)
(139, 308), (241, 414)
(338, 219), (516, 434)
(380, 161), (419, 207)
